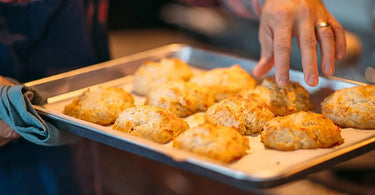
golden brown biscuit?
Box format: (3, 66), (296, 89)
(205, 95), (274, 135)
(321, 84), (375, 129)
(132, 58), (193, 96)
(241, 78), (313, 116)
(63, 87), (134, 125)
(145, 81), (215, 117)
(112, 105), (190, 144)
(261, 111), (344, 151)
(184, 112), (205, 128)
(173, 123), (249, 163)
(190, 65), (257, 102)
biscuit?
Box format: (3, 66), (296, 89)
(112, 105), (190, 144)
(261, 111), (344, 151)
(321, 84), (375, 129)
(184, 112), (205, 128)
(132, 58), (194, 96)
(145, 81), (215, 117)
(241, 78), (313, 116)
(190, 65), (257, 102)
(205, 95), (274, 135)
(63, 87), (134, 125)
(173, 123), (250, 163)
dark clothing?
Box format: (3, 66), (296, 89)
(0, 0), (109, 82)
(0, 140), (80, 195)
(0, 0), (109, 194)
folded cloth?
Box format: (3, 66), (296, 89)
(0, 85), (76, 146)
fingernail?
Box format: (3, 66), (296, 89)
(278, 76), (288, 87)
(308, 75), (318, 86)
(325, 66), (334, 75)
(328, 67), (334, 75)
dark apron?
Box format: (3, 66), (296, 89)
(0, 0), (109, 194)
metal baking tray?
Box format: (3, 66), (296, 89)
(26, 44), (375, 190)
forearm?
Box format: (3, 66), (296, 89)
(179, 0), (264, 20)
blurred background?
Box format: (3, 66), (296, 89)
(107, 0), (375, 84)
(91, 0), (375, 194)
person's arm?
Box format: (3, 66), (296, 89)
(0, 76), (20, 147)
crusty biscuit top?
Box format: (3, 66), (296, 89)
(190, 65), (257, 101)
(173, 123), (250, 163)
(132, 58), (194, 96)
(112, 105), (190, 144)
(205, 95), (274, 135)
(321, 84), (375, 129)
(261, 111), (344, 151)
(241, 78), (313, 116)
(63, 87), (134, 125)
(145, 81), (215, 117)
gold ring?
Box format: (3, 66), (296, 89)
(315, 22), (331, 32)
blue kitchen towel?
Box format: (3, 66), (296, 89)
(0, 85), (76, 146)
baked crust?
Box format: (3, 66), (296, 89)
(261, 111), (344, 151)
(145, 81), (215, 117)
(205, 95), (274, 135)
(132, 58), (193, 96)
(173, 123), (250, 163)
(321, 84), (375, 129)
(112, 105), (190, 144)
(240, 78), (313, 116)
(184, 112), (205, 128)
(63, 87), (134, 125)
(190, 65), (257, 102)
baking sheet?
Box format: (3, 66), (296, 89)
(27, 44), (375, 190)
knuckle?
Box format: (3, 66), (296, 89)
(298, 4), (311, 18)
(321, 31), (334, 41)
(9, 130), (19, 138)
(302, 37), (317, 48)
(278, 62), (290, 70)
(274, 7), (293, 21)
(275, 61), (290, 72)
(275, 42), (291, 53)
(261, 45), (273, 56)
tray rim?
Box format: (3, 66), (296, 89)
(29, 43), (375, 190)
(25, 43), (366, 87)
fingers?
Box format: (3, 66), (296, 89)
(0, 76), (13, 86)
(254, 23), (293, 87)
(297, 19), (319, 87)
(253, 1), (345, 87)
(316, 24), (335, 76)
(273, 22), (293, 87)
(0, 120), (19, 147)
(253, 26), (275, 77)
(330, 20), (346, 60)
(0, 138), (15, 147)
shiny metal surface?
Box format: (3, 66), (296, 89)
(27, 44), (375, 190)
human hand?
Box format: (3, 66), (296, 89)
(0, 76), (20, 146)
(0, 120), (20, 146)
(252, 0), (346, 87)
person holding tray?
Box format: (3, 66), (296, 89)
(0, 0), (346, 194)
